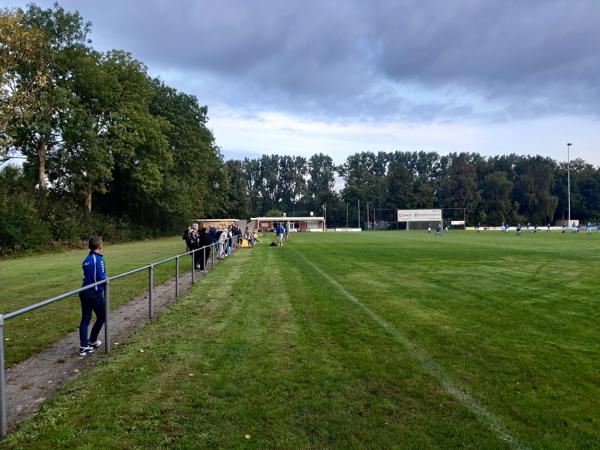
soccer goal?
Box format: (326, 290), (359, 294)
(397, 209), (443, 230)
(397, 208), (466, 230)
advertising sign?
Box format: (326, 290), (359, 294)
(397, 209), (442, 222)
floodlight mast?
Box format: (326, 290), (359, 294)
(567, 143), (572, 226)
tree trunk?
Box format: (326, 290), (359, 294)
(85, 183), (93, 212)
(38, 139), (46, 192)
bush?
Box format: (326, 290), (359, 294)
(0, 166), (181, 256)
(0, 192), (51, 254)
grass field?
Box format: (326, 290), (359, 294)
(3, 231), (600, 448)
(0, 236), (192, 366)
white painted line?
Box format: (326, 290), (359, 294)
(292, 249), (528, 450)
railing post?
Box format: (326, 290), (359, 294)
(148, 265), (154, 319)
(203, 246), (207, 274)
(104, 280), (111, 354)
(0, 314), (7, 439)
(175, 256), (180, 299)
(211, 243), (215, 269)
(191, 251), (196, 284)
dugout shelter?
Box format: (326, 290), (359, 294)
(249, 216), (325, 232)
(196, 218), (241, 229)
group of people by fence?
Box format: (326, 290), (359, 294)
(183, 222), (244, 270)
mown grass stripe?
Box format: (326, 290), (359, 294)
(290, 246), (529, 450)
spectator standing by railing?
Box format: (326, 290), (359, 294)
(200, 227), (212, 269)
(218, 227), (228, 259)
(232, 223), (243, 245)
(78, 237), (107, 356)
(186, 223), (202, 269)
(209, 225), (218, 244)
(182, 226), (192, 251)
(227, 225), (233, 253)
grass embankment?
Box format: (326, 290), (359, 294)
(0, 236), (191, 366)
(4, 231), (600, 448)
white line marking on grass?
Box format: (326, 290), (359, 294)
(293, 249), (528, 450)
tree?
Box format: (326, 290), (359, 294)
(8, 4), (91, 192)
(262, 155), (309, 215)
(266, 208), (283, 217)
(0, 7), (46, 161)
(438, 153), (482, 223)
(339, 151), (388, 212)
(54, 48), (116, 211)
(0, 165), (50, 251)
(513, 156), (558, 224)
(147, 77), (223, 223)
(306, 153), (337, 214)
(386, 161), (415, 209)
(482, 171), (514, 224)
(95, 51), (172, 223)
(225, 160), (250, 218)
(257, 154), (280, 214)
(242, 157), (261, 216)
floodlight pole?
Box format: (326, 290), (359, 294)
(357, 199), (360, 229)
(567, 143), (572, 226)
(346, 202), (349, 228)
(366, 202), (370, 230)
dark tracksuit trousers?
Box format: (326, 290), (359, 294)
(79, 288), (105, 348)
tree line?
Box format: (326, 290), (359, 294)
(1, 4), (599, 254)
(1, 4), (226, 253)
(224, 151), (600, 228)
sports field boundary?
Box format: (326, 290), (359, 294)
(290, 246), (529, 450)
(3, 268), (198, 429)
(0, 238), (240, 439)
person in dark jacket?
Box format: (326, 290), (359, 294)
(200, 227), (212, 270)
(232, 223), (243, 248)
(186, 223), (202, 269)
(182, 226), (192, 251)
(78, 236), (107, 356)
(209, 225), (218, 243)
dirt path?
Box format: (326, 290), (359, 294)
(5, 258), (220, 429)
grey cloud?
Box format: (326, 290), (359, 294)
(369, 0), (600, 117)
(10, 0), (600, 121)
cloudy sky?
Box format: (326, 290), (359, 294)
(5, 0), (600, 163)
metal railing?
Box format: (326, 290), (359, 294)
(0, 235), (240, 438)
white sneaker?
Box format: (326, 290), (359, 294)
(79, 346), (94, 356)
(89, 340), (102, 349)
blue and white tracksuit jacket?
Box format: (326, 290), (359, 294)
(81, 251), (106, 295)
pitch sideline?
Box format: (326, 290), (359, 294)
(290, 247), (528, 450)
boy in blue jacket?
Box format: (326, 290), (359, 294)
(79, 236), (106, 356)
(276, 223), (284, 246)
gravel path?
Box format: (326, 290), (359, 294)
(4, 259), (218, 429)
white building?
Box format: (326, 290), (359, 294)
(249, 216), (325, 232)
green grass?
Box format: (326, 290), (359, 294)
(3, 231), (600, 448)
(0, 236), (193, 366)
